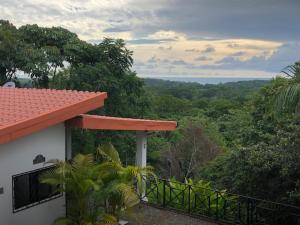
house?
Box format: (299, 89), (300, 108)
(0, 87), (177, 225)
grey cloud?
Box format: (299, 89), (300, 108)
(145, 64), (158, 69)
(201, 46), (215, 54)
(146, 56), (178, 64)
(185, 48), (200, 53)
(103, 27), (131, 33)
(216, 56), (244, 65)
(158, 46), (172, 50)
(227, 43), (268, 50)
(195, 56), (212, 61)
(171, 59), (190, 66)
(134, 61), (145, 66)
(147, 57), (191, 66)
(127, 38), (176, 45)
(3, 0), (300, 42)
(147, 56), (159, 63)
(153, 0), (300, 41)
(231, 51), (246, 57)
(127, 39), (162, 44)
(227, 43), (240, 48)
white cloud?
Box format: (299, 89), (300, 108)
(147, 30), (187, 41)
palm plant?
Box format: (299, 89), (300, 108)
(96, 143), (156, 218)
(276, 62), (300, 115)
(40, 143), (155, 225)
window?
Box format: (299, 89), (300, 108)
(12, 166), (61, 212)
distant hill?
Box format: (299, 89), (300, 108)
(12, 77), (269, 102)
(143, 78), (270, 101)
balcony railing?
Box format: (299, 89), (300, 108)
(140, 178), (300, 225)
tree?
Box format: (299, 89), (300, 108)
(0, 20), (24, 85)
(0, 21), (81, 87)
(205, 99), (235, 119)
(18, 24), (79, 87)
(159, 117), (223, 181)
(201, 122), (300, 204)
(152, 95), (193, 119)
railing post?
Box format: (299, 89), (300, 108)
(188, 185), (191, 214)
(238, 201), (241, 224)
(156, 181), (159, 204)
(223, 199), (227, 220)
(208, 196), (211, 216)
(163, 179), (166, 208)
(247, 198), (250, 225)
(216, 192), (219, 220)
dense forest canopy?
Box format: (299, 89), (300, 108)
(1, 21), (299, 206)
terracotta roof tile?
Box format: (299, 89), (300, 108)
(0, 87), (107, 144)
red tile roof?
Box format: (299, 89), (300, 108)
(0, 88), (107, 144)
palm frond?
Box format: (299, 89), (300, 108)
(97, 143), (122, 165)
(275, 62), (300, 115)
(280, 62), (300, 78)
(115, 183), (140, 208)
(73, 154), (94, 168)
(276, 83), (300, 113)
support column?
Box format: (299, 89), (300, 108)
(135, 131), (147, 168)
(65, 127), (72, 161)
(135, 131), (147, 201)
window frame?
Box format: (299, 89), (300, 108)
(12, 166), (62, 213)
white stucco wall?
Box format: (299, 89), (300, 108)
(0, 124), (66, 225)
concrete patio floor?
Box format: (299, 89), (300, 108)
(125, 203), (217, 225)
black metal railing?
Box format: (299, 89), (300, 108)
(140, 178), (300, 225)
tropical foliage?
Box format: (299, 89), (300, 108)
(276, 61), (300, 115)
(41, 143), (155, 225)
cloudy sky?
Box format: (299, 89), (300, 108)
(1, 0), (299, 78)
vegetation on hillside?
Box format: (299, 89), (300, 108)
(145, 76), (300, 206)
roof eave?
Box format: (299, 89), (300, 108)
(66, 114), (177, 131)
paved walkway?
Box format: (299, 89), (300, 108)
(125, 204), (217, 225)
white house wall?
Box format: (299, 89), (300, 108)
(0, 124), (66, 225)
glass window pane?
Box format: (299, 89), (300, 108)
(13, 167), (60, 211)
(13, 174), (30, 209)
